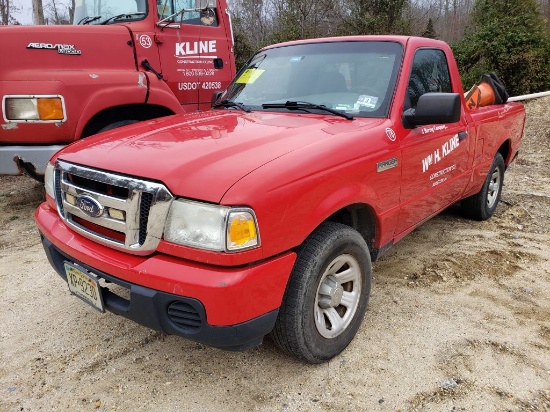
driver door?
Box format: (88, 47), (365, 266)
(397, 48), (471, 235)
(155, 0), (232, 111)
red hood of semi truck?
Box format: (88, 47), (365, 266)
(0, 25), (135, 77)
(54, 110), (382, 203)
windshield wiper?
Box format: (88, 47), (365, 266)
(262, 101), (354, 120)
(212, 100), (251, 113)
(77, 15), (101, 25)
(101, 12), (146, 25)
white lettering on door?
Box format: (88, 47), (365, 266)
(421, 134), (460, 173)
(175, 40), (217, 57)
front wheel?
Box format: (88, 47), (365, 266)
(97, 120), (139, 133)
(271, 222), (372, 363)
(461, 152), (505, 221)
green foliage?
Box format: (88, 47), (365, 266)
(422, 18), (437, 39)
(270, 1), (339, 44)
(232, 18), (259, 71)
(453, 0), (550, 95)
(338, 0), (410, 36)
(270, 9), (304, 44)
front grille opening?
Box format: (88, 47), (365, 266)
(99, 279), (131, 301)
(139, 192), (153, 245)
(67, 173), (129, 199)
(55, 170), (64, 214)
(72, 215), (125, 243)
(167, 301), (201, 331)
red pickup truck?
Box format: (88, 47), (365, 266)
(35, 36), (525, 363)
(0, 0), (235, 179)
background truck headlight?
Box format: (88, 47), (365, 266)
(3, 95), (66, 122)
(164, 199), (260, 252)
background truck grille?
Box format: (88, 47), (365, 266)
(54, 160), (173, 255)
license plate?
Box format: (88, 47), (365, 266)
(64, 262), (105, 313)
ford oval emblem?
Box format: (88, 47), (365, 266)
(76, 195), (104, 218)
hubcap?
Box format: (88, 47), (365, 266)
(487, 165), (501, 208)
(314, 254), (362, 339)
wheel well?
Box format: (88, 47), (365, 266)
(498, 139), (511, 165)
(326, 204), (377, 259)
(81, 104), (175, 137)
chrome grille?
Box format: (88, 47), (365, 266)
(54, 160), (173, 255)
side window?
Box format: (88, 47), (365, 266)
(164, 0), (218, 26)
(406, 49), (452, 109)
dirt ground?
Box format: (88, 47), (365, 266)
(0, 97), (549, 412)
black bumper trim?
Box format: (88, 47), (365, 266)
(41, 235), (278, 351)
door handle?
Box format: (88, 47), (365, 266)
(458, 131), (468, 141)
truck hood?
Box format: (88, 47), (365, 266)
(0, 25), (135, 78)
(56, 111), (383, 203)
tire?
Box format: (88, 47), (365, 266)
(97, 120), (139, 133)
(461, 152), (505, 221)
(271, 222), (372, 363)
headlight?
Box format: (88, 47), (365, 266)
(3, 96), (66, 122)
(164, 199), (260, 252)
(44, 162), (56, 200)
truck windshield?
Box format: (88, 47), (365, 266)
(220, 41), (403, 118)
(74, 0), (147, 25)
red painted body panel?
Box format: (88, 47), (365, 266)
(36, 203), (296, 325)
(35, 36), (525, 334)
(1, 2), (235, 175)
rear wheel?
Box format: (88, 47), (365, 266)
(271, 222), (372, 363)
(461, 152), (505, 220)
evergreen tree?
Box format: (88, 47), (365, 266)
(339, 0), (410, 36)
(422, 18), (437, 39)
(453, 0), (550, 95)
(232, 20), (258, 71)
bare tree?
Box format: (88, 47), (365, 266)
(0, 0), (22, 24)
(33, 0), (45, 24)
(42, 0), (74, 24)
(0, 0), (9, 24)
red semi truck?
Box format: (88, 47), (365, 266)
(35, 36), (525, 363)
(0, 0), (235, 179)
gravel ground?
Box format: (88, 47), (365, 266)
(0, 97), (549, 411)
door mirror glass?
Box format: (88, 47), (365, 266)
(402, 93), (461, 128)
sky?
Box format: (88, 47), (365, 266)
(12, 1), (33, 24)
(11, 0), (73, 25)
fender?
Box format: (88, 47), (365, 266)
(73, 71), (151, 138)
(223, 153), (392, 261)
(143, 72), (186, 115)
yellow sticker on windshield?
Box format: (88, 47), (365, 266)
(236, 69), (265, 84)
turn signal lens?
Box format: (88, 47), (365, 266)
(108, 208), (126, 221)
(37, 98), (64, 120)
(227, 211), (259, 250)
(65, 193), (76, 205)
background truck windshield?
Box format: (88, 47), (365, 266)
(74, 0), (147, 24)
(222, 41), (403, 118)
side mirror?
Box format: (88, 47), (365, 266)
(211, 91), (223, 107)
(403, 93), (461, 129)
(195, 0), (216, 8)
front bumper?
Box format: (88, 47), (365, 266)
(35, 203), (297, 350)
(0, 144), (65, 177)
